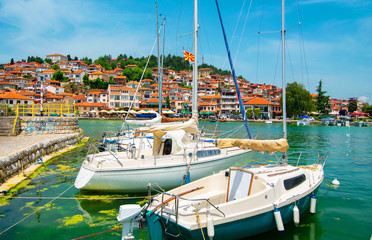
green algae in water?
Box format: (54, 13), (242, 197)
(59, 214), (85, 226)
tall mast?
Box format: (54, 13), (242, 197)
(156, 2), (162, 114)
(192, 0), (198, 117)
(281, 0), (287, 139)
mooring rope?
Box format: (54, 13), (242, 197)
(0, 195), (152, 200)
(0, 184), (74, 236)
(71, 226), (122, 240)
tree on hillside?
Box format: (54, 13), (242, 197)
(94, 57), (110, 70)
(52, 64), (60, 70)
(83, 74), (89, 86)
(281, 82), (314, 117)
(44, 58), (52, 64)
(315, 79), (330, 114)
(27, 56), (44, 64)
(122, 67), (152, 81)
(51, 71), (68, 82)
(348, 100), (357, 113)
(81, 57), (92, 65)
(10, 58), (14, 64)
(67, 54), (72, 61)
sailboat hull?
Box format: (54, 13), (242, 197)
(76, 150), (253, 192)
(146, 190), (317, 240)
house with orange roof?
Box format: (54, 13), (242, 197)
(0, 90), (36, 107)
(46, 53), (68, 63)
(75, 102), (107, 116)
(73, 94), (87, 104)
(7, 77), (33, 88)
(108, 85), (140, 109)
(87, 64), (104, 74)
(23, 81), (42, 93)
(113, 76), (127, 86)
(198, 68), (214, 77)
(244, 97), (274, 119)
(125, 64), (138, 69)
(45, 83), (64, 95)
(220, 88), (238, 116)
(88, 71), (108, 82)
(126, 81), (139, 89)
(69, 70), (85, 83)
(37, 69), (56, 82)
(85, 89), (108, 104)
(114, 68), (123, 76)
(19, 90), (37, 100)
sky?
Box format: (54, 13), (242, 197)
(0, 0), (371, 103)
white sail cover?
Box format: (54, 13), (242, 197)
(125, 113), (162, 125)
(217, 138), (289, 154)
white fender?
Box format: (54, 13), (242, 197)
(207, 216), (215, 240)
(332, 178), (340, 186)
(274, 208), (284, 231)
(310, 195), (317, 215)
(293, 205), (300, 226)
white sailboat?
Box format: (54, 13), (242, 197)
(74, 2), (255, 192)
(116, 0), (326, 239)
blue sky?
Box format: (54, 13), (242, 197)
(0, 0), (371, 103)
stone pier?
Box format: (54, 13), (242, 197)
(0, 117), (84, 185)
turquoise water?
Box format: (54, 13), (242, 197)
(0, 120), (371, 239)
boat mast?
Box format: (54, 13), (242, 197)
(281, 0), (287, 139)
(192, 0), (198, 118)
(156, 2), (162, 115)
(281, 0), (288, 164)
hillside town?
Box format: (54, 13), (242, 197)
(0, 53), (367, 119)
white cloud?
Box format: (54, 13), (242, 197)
(358, 96), (372, 104)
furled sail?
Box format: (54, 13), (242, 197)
(217, 138), (289, 154)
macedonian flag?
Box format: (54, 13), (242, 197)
(183, 51), (195, 62)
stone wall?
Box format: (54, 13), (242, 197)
(20, 117), (79, 135)
(0, 117), (21, 136)
(0, 130), (84, 184)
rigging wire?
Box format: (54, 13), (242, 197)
(295, 0), (310, 91)
(133, 5), (156, 57)
(255, 0), (267, 83)
(233, 0), (254, 65)
(0, 184), (74, 236)
(221, 0), (247, 69)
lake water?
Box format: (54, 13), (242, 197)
(0, 120), (371, 240)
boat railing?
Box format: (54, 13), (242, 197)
(86, 141), (124, 167)
(157, 191), (225, 238)
(277, 151), (328, 167)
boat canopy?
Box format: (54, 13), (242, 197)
(138, 117), (198, 155)
(125, 113), (162, 125)
(217, 138), (289, 154)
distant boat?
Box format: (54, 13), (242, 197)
(265, 119), (272, 124)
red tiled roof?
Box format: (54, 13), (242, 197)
(244, 97), (273, 105)
(0, 92), (35, 101)
(76, 102), (107, 107)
